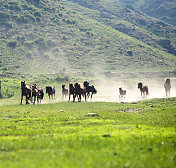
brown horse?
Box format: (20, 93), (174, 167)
(32, 84), (40, 104)
(138, 82), (149, 99)
(119, 87), (126, 100)
(164, 78), (171, 97)
(46, 86), (55, 99)
(20, 81), (32, 104)
(62, 85), (68, 100)
(74, 83), (86, 102)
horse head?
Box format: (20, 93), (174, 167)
(75, 83), (80, 88)
(21, 81), (26, 89)
(83, 81), (89, 87)
(138, 82), (143, 89)
(62, 85), (65, 90)
(69, 83), (74, 88)
(166, 78), (170, 84)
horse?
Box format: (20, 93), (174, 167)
(74, 83), (86, 102)
(69, 83), (75, 101)
(119, 87), (126, 100)
(38, 89), (44, 103)
(164, 78), (171, 97)
(32, 84), (39, 104)
(138, 82), (149, 99)
(20, 81), (32, 104)
(62, 85), (68, 100)
(83, 81), (97, 99)
(46, 86), (55, 99)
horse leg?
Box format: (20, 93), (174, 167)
(88, 92), (90, 98)
(26, 96), (29, 104)
(85, 93), (87, 102)
(79, 94), (81, 102)
(37, 96), (39, 104)
(168, 89), (170, 97)
(90, 92), (93, 99)
(21, 94), (23, 105)
(69, 93), (70, 101)
(33, 96), (36, 104)
(73, 94), (75, 102)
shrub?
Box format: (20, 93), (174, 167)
(35, 16), (41, 22)
(8, 2), (21, 11)
(7, 41), (17, 49)
(34, 11), (41, 17)
(55, 75), (69, 82)
(0, 12), (10, 22)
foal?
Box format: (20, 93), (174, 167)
(119, 87), (126, 100)
(138, 82), (149, 99)
(62, 85), (68, 100)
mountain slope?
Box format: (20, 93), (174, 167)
(64, 0), (176, 55)
(117, 0), (176, 26)
(0, 0), (176, 79)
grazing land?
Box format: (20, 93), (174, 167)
(0, 98), (176, 168)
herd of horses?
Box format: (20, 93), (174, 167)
(20, 78), (172, 104)
(20, 81), (97, 104)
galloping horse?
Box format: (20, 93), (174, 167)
(20, 81), (32, 104)
(62, 85), (68, 100)
(46, 86), (55, 99)
(119, 87), (126, 100)
(38, 89), (44, 103)
(69, 83), (75, 101)
(164, 78), (171, 97)
(83, 81), (97, 99)
(74, 83), (86, 102)
(32, 84), (39, 104)
(138, 82), (149, 99)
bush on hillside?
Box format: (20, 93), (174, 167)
(7, 41), (17, 49)
(8, 1), (21, 11)
(0, 12), (10, 22)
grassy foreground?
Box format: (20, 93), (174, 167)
(0, 98), (176, 168)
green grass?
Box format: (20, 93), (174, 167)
(0, 98), (176, 168)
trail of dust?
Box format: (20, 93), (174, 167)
(56, 78), (176, 103)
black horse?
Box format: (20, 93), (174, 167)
(83, 81), (97, 99)
(38, 89), (44, 103)
(46, 86), (55, 99)
(69, 83), (75, 101)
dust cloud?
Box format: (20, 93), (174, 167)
(41, 78), (176, 103)
(90, 78), (176, 103)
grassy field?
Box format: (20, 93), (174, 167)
(0, 98), (176, 168)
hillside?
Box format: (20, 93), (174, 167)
(117, 0), (176, 26)
(65, 0), (176, 55)
(0, 0), (176, 79)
